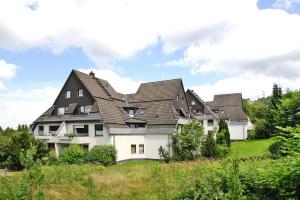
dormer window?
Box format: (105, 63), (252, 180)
(78, 89), (83, 97)
(57, 107), (65, 115)
(79, 106), (85, 114)
(123, 107), (138, 117)
(191, 100), (195, 105)
(65, 91), (71, 99)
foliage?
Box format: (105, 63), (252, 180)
(158, 146), (171, 163)
(172, 120), (204, 161)
(47, 151), (58, 165)
(17, 124), (29, 132)
(0, 135), (9, 167)
(2, 131), (49, 170)
(278, 91), (300, 127)
(201, 132), (219, 158)
(269, 136), (300, 158)
(58, 144), (86, 165)
(217, 119), (230, 147)
(85, 145), (117, 166)
(19, 145), (45, 200)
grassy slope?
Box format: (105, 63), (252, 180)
(1, 139), (275, 200)
(229, 138), (275, 158)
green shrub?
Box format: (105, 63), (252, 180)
(269, 136), (300, 158)
(218, 119), (231, 147)
(85, 145), (117, 166)
(59, 144), (86, 164)
(201, 132), (219, 158)
(158, 146), (171, 163)
(48, 151), (58, 165)
(172, 120), (204, 161)
(247, 130), (256, 140)
(3, 131), (49, 170)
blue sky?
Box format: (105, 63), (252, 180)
(0, 0), (300, 127)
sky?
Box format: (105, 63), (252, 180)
(0, 0), (300, 128)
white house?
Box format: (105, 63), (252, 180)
(186, 90), (250, 140)
(32, 70), (190, 161)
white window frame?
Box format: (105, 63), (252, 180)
(139, 144), (144, 154)
(57, 107), (65, 115)
(95, 124), (103, 136)
(38, 126), (44, 135)
(65, 90), (71, 99)
(131, 144), (136, 154)
(79, 106), (85, 114)
(207, 119), (214, 126)
(78, 89), (83, 97)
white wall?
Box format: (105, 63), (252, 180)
(114, 135), (145, 161)
(228, 122), (248, 140)
(145, 134), (170, 159)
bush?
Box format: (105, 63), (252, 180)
(158, 146), (171, 163)
(172, 120), (204, 161)
(2, 131), (49, 170)
(216, 131), (225, 144)
(269, 136), (300, 158)
(201, 132), (219, 158)
(247, 130), (256, 140)
(59, 144), (86, 164)
(218, 119), (231, 147)
(85, 145), (117, 166)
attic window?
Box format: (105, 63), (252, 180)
(78, 89), (83, 97)
(57, 107), (65, 115)
(191, 100), (195, 105)
(123, 107), (138, 117)
(65, 91), (71, 99)
(176, 94), (180, 102)
(127, 123), (146, 128)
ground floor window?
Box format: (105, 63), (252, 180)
(48, 143), (55, 152)
(74, 125), (89, 136)
(95, 124), (103, 136)
(208, 119), (214, 126)
(38, 126), (44, 135)
(139, 144), (144, 154)
(131, 144), (136, 154)
(49, 125), (60, 135)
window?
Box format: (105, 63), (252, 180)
(139, 144), (144, 154)
(38, 126), (44, 135)
(95, 124), (103, 136)
(131, 144), (136, 154)
(127, 123), (146, 128)
(49, 125), (59, 135)
(191, 100), (195, 105)
(65, 91), (71, 99)
(57, 107), (65, 115)
(79, 106), (85, 114)
(85, 105), (92, 114)
(208, 119), (214, 126)
(78, 89), (83, 97)
(74, 125), (89, 136)
(176, 94), (180, 102)
(128, 109), (134, 115)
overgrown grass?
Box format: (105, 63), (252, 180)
(1, 139), (277, 200)
(228, 138), (275, 158)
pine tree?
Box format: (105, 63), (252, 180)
(217, 119), (231, 147)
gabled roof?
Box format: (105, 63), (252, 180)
(207, 93), (248, 122)
(126, 79), (182, 102)
(186, 89), (219, 120)
(35, 70), (188, 128)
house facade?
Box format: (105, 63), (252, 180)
(186, 90), (249, 140)
(32, 70), (190, 161)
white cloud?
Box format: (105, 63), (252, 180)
(0, 86), (59, 128)
(78, 68), (141, 94)
(0, 59), (17, 81)
(0, 59), (18, 93)
(189, 73), (300, 101)
(272, 0), (300, 10)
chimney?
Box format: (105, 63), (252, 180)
(89, 71), (95, 78)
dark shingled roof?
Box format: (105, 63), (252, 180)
(186, 89), (219, 119)
(208, 93), (248, 122)
(35, 70), (189, 128)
